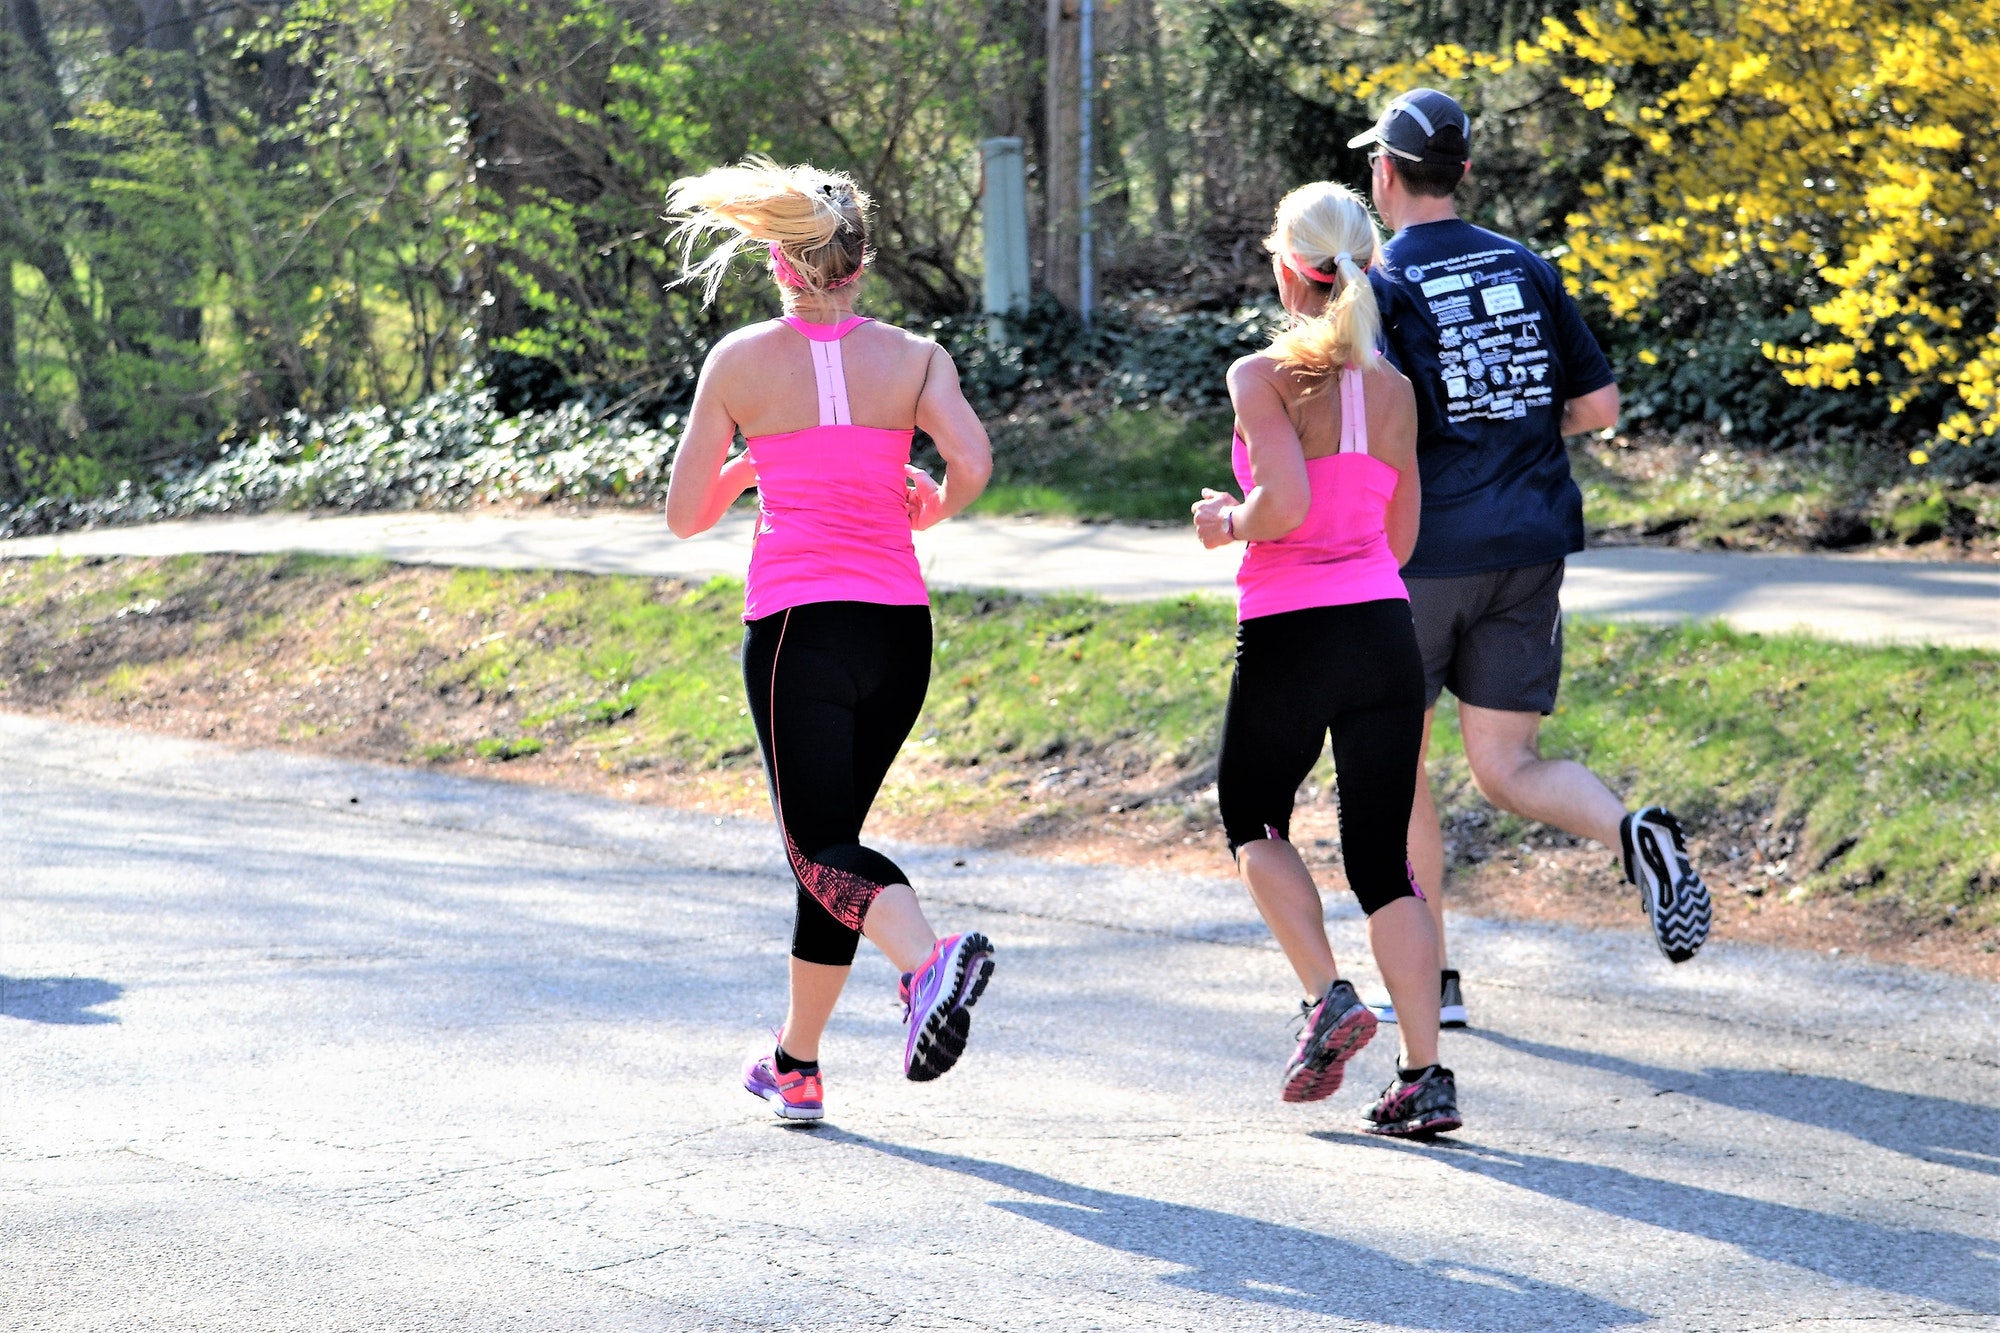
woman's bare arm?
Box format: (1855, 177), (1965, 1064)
(912, 345), (992, 526)
(665, 348), (755, 538)
(1368, 368), (1422, 565)
(1193, 359), (1310, 547)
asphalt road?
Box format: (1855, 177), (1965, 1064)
(4, 712), (1995, 1331)
(2, 509), (1995, 648)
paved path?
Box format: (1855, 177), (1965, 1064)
(4, 712), (1995, 1331)
(2, 510), (1995, 648)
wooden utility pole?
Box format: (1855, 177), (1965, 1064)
(1043, 0), (1080, 313)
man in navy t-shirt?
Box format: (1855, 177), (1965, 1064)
(1352, 89), (1712, 1021)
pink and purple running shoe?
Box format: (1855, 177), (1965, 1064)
(1281, 978), (1377, 1103)
(743, 1047), (825, 1121)
(897, 932), (995, 1082)
(1364, 1064), (1462, 1138)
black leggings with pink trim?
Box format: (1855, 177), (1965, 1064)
(1216, 599), (1428, 916)
(742, 600), (932, 966)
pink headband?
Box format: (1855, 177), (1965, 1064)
(770, 243), (863, 291)
(1280, 249), (1360, 282)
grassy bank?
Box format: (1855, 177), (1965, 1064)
(966, 407), (1235, 524)
(958, 410), (2000, 556)
(1, 554), (1993, 936)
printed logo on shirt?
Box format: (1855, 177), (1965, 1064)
(1481, 282), (1524, 315)
(1404, 246), (1556, 425)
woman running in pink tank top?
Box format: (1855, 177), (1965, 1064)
(664, 159), (995, 1122)
(1191, 182), (1461, 1137)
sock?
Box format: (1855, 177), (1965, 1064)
(1441, 969), (1460, 982)
(774, 1045), (818, 1075)
(1398, 1064), (1439, 1083)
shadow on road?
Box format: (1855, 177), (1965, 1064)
(837, 1133), (1645, 1331)
(1347, 1133), (1997, 1313)
(1, 975), (123, 1024)
(1471, 1028), (2000, 1177)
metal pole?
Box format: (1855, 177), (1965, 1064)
(1078, 0), (1094, 328)
(979, 137), (1030, 346)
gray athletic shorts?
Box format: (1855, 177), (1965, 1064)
(1405, 559), (1565, 715)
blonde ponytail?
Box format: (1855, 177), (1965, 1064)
(1263, 182), (1384, 376)
(664, 156), (873, 304)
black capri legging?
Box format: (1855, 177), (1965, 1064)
(1217, 598), (1428, 915)
(742, 600), (932, 966)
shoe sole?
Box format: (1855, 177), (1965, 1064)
(744, 1075), (825, 1121)
(1629, 811), (1714, 964)
(906, 933), (994, 1083)
(761, 1093), (824, 1121)
(1281, 1002), (1377, 1103)
(1364, 1109), (1462, 1138)
(1367, 1004), (1468, 1028)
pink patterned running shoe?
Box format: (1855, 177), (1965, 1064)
(899, 932), (995, 1082)
(1281, 978), (1377, 1103)
(743, 1047), (824, 1121)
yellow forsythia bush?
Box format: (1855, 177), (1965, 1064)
(1344, 2), (1999, 461)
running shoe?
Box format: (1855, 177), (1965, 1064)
(901, 931), (995, 1082)
(1622, 806), (1713, 964)
(1280, 978), (1377, 1103)
(1369, 970), (1468, 1028)
(1364, 1065), (1462, 1138)
(1439, 969), (1468, 1028)
(743, 1046), (824, 1121)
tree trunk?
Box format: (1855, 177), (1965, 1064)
(1043, 0), (1080, 312)
(0, 250), (16, 401)
(9, 0), (122, 435)
(1129, 0), (1174, 234)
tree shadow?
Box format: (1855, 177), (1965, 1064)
(1469, 1028), (2000, 1178)
(832, 1132), (1644, 1331)
(1344, 1135), (1998, 1313)
(1, 975), (123, 1024)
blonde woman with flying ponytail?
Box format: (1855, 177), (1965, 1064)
(663, 158), (996, 1122)
(1190, 182), (1462, 1137)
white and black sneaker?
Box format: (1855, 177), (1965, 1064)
(1439, 969), (1468, 1028)
(1369, 970), (1469, 1028)
(1622, 806), (1712, 964)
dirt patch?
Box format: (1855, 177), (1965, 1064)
(4, 553), (1993, 981)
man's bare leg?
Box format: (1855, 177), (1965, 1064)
(1456, 703), (1626, 848)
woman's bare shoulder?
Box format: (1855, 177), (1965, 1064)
(1361, 361), (1418, 461)
(853, 318), (947, 369)
(706, 320), (787, 365)
(1227, 350), (1293, 394)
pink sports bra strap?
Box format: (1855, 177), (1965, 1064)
(1338, 366), (1368, 455)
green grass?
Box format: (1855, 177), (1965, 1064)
(967, 407), (1235, 522)
(5, 554), (1993, 927)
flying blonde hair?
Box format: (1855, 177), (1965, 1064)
(664, 156), (873, 305)
(1263, 182), (1384, 376)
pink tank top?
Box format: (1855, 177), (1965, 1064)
(740, 316), (930, 621)
(1231, 366), (1408, 620)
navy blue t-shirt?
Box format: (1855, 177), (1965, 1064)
(1369, 219), (1615, 578)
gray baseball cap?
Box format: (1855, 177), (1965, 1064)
(1347, 88), (1471, 165)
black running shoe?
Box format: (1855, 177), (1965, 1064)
(1439, 970), (1468, 1029)
(1622, 806), (1713, 964)
(1364, 1065), (1462, 1138)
